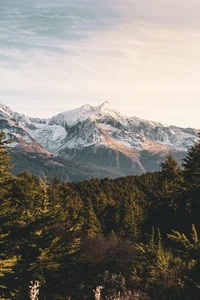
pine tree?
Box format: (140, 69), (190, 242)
(183, 134), (200, 185)
(160, 155), (182, 181)
(0, 132), (19, 297)
(119, 194), (144, 238)
(133, 228), (183, 299)
(150, 155), (184, 233)
(182, 135), (200, 227)
(82, 198), (102, 237)
(168, 225), (200, 298)
(0, 171), (82, 299)
(0, 233), (17, 279)
(0, 131), (13, 199)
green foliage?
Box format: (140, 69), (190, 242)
(0, 132), (13, 180)
(160, 154), (182, 181)
(183, 137), (200, 184)
(0, 252), (17, 279)
(182, 137), (200, 228)
(0, 131), (13, 203)
(168, 225), (200, 298)
(1, 130), (200, 299)
(132, 228), (184, 299)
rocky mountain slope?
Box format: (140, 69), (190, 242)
(0, 101), (133, 181)
(0, 100), (199, 180)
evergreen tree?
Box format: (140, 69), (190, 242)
(145, 155), (184, 234)
(160, 155), (182, 181)
(182, 135), (200, 227)
(132, 228), (183, 299)
(119, 194), (144, 238)
(82, 198), (102, 237)
(0, 132), (13, 178)
(168, 225), (200, 298)
(0, 171), (81, 299)
(183, 134), (200, 185)
(0, 132), (19, 297)
(0, 131), (13, 200)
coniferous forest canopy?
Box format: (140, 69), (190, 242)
(1, 130), (200, 299)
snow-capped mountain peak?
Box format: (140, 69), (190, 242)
(0, 100), (199, 177)
(97, 101), (113, 112)
(95, 101), (122, 119)
(49, 101), (121, 127)
(49, 104), (93, 127)
(0, 101), (13, 118)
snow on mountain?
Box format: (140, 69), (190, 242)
(49, 101), (122, 127)
(0, 100), (13, 118)
(26, 122), (67, 153)
(0, 100), (199, 175)
(0, 103), (50, 155)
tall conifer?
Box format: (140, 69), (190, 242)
(182, 135), (200, 227)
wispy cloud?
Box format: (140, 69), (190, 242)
(0, 0), (200, 127)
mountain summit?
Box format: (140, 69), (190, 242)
(0, 101), (199, 179)
(49, 101), (121, 127)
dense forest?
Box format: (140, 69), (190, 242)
(1, 131), (200, 299)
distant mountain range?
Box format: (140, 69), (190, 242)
(0, 100), (199, 181)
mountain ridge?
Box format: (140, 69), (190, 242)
(0, 100), (199, 180)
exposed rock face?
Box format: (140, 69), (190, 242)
(0, 100), (199, 180)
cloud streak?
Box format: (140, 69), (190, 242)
(0, 0), (200, 128)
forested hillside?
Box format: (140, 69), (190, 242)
(1, 131), (200, 299)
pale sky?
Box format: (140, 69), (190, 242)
(0, 0), (200, 128)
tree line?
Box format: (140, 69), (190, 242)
(0, 131), (200, 299)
